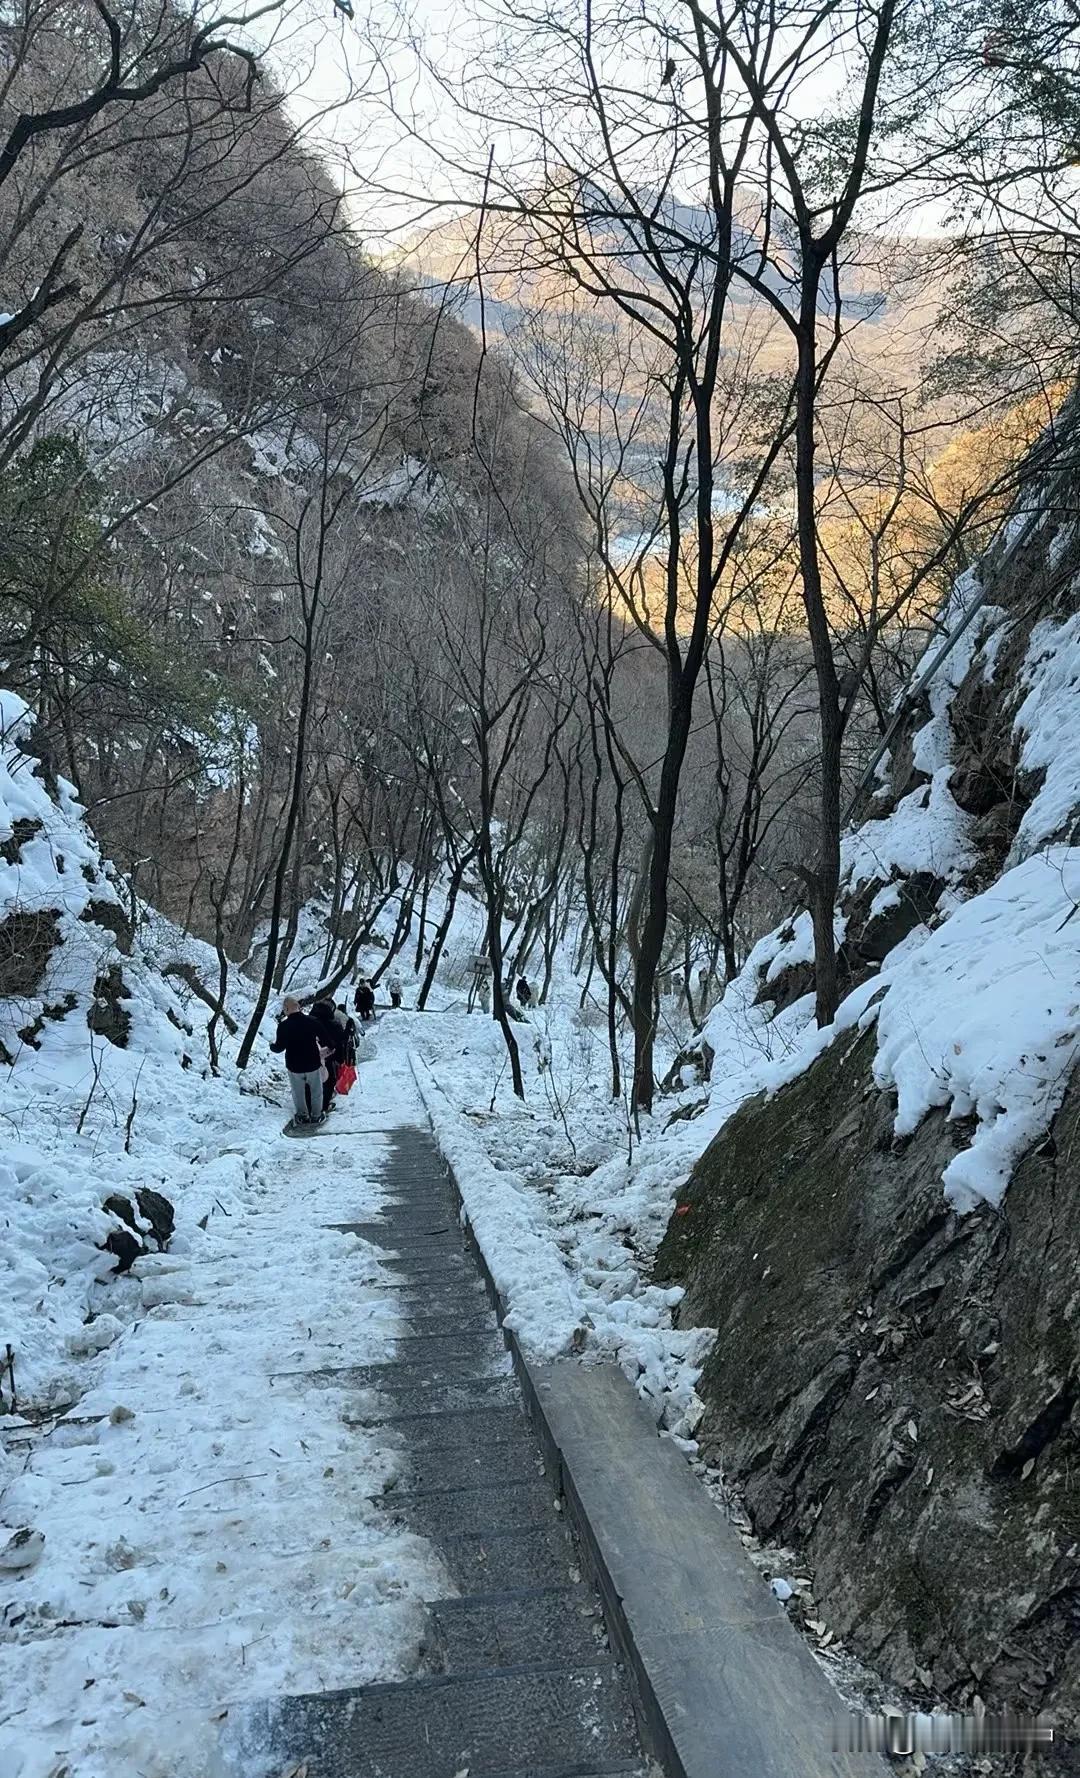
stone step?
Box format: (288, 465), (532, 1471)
(286, 1347), (510, 1390)
(329, 1220), (460, 1245)
(397, 1306), (500, 1336)
(367, 1276), (490, 1306)
(349, 1372), (519, 1419)
(428, 1583), (608, 1671)
(371, 1268), (480, 1296)
(379, 1183), (455, 1201)
(381, 1256), (477, 1283)
(219, 1659), (641, 1778)
(390, 1328), (508, 1362)
(358, 1234), (467, 1256)
(377, 1194), (456, 1211)
(475, 1767), (646, 1778)
(480, 1769), (646, 1778)
(395, 1435), (544, 1494)
(375, 1403), (528, 1451)
(387, 1477), (557, 1537)
(396, 1272), (489, 1295)
(436, 1521), (579, 1593)
(377, 1216), (460, 1236)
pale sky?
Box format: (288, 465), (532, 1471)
(274, 0), (966, 251)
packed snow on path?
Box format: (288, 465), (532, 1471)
(1, 1043), (450, 1778)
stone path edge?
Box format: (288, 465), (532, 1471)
(410, 1055), (887, 1778)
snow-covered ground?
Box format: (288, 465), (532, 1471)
(1, 1046), (449, 1778)
(0, 699), (459, 1774)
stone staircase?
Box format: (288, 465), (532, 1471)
(224, 1126), (651, 1778)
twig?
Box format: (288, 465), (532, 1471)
(124, 1060), (145, 1155)
(76, 1030), (105, 1137)
(176, 1473), (266, 1507)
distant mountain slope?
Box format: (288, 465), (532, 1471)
(393, 195), (935, 384)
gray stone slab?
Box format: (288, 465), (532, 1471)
(529, 1362), (885, 1778)
(349, 1372), (518, 1418)
(397, 1306), (500, 1335)
(479, 1768), (646, 1778)
(336, 1226), (463, 1253)
(377, 1185), (454, 1198)
(395, 1435), (544, 1494)
(378, 1403), (528, 1451)
(382, 1253), (474, 1276)
(436, 1522), (581, 1594)
(288, 1346), (509, 1389)
(388, 1478), (556, 1537)
(429, 1583), (609, 1671)
(375, 1204), (458, 1224)
(395, 1274), (488, 1297)
(392, 1328), (508, 1362)
(219, 1659), (640, 1778)
(367, 1277), (489, 1305)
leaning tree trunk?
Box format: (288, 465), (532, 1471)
(793, 290), (843, 1029)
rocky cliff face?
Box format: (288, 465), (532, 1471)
(655, 405), (1080, 1752)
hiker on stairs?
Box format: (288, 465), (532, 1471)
(311, 996), (347, 1113)
(270, 997), (324, 1126)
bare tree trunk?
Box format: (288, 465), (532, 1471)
(417, 848), (474, 1010)
(237, 453), (334, 1070)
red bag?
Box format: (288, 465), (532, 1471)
(336, 1063), (357, 1096)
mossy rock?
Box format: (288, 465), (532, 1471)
(0, 817), (43, 866)
(88, 964), (131, 1046)
(0, 908), (62, 998)
(656, 1027), (1080, 1736)
(79, 898), (134, 955)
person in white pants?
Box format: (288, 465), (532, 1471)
(270, 997), (325, 1124)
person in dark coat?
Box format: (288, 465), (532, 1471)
(270, 997), (324, 1125)
(337, 1003), (359, 1065)
(310, 997), (347, 1111)
(354, 977), (376, 1023)
(516, 976), (532, 1007)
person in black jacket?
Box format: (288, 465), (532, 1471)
(336, 1004), (359, 1065)
(310, 997), (347, 1111)
(354, 977), (376, 1022)
(270, 997), (324, 1125)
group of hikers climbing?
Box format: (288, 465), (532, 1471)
(271, 963), (530, 1128)
(271, 971), (401, 1129)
